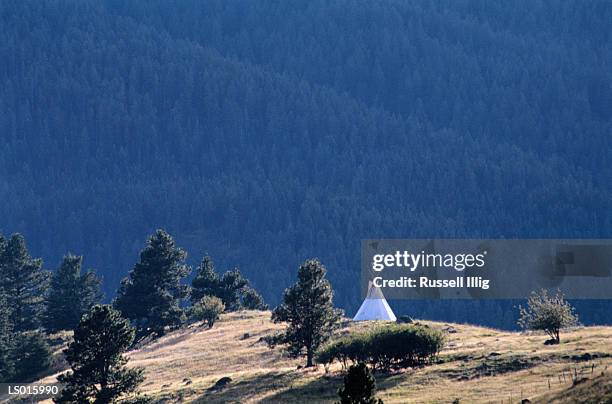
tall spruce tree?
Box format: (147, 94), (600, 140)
(190, 255), (220, 304)
(191, 256), (266, 311)
(44, 254), (103, 332)
(0, 289), (14, 382)
(241, 286), (268, 310)
(0, 234), (49, 331)
(0, 236), (12, 380)
(11, 331), (52, 382)
(114, 230), (190, 336)
(1, 280), (52, 383)
(79, 270), (104, 316)
(272, 259), (342, 367)
(217, 268), (249, 311)
(55, 305), (145, 403)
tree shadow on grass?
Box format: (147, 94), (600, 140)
(191, 368), (409, 403)
(259, 373), (340, 403)
(259, 370), (407, 403)
(194, 370), (302, 403)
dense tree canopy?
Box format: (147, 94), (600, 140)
(44, 254), (103, 332)
(191, 256), (219, 305)
(0, 241), (53, 382)
(0, 0), (610, 328)
(55, 305), (145, 403)
(114, 230), (190, 336)
(0, 290), (14, 381)
(272, 259), (342, 367)
(191, 255), (267, 311)
(0, 234), (49, 332)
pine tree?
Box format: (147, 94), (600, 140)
(55, 305), (145, 403)
(0, 234), (49, 331)
(11, 331), (52, 382)
(79, 270), (104, 317)
(0, 289), (15, 382)
(337, 362), (383, 404)
(272, 259), (342, 367)
(114, 230), (190, 336)
(45, 255), (80, 332)
(190, 255), (220, 304)
(217, 268), (248, 311)
(241, 286), (268, 310)
(0, 272), (51, 383)
(191, 256), (265, 312)
(44, 254), (103, 332)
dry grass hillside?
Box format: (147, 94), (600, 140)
(28, 311), (612, 403)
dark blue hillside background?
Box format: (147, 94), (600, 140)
(0, 0), (610, 329)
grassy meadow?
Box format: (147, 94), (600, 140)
(27, 311), (612, 403)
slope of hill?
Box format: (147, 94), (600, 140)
(31, 311), (612, 403)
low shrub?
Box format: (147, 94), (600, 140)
(316, 324), (445, 371)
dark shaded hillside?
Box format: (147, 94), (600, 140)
(0, 0), (611, 327)
(111, 0), (612, 167)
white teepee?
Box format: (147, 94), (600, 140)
(353, 282), (396, 321)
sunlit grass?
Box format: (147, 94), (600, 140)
(31, 311), (612, 403)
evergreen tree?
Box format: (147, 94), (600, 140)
(114, 230), (190, 336)
(217, 268), (248, 311)
(79, 270), (104, 317)
(191, 256), (267, 312)
(241, 286), (268, 310)
(272, 259), (342, 367)
(0, 289), (15, 382)
(190, 255), (220, 304)
(11, 332), (52, 382)
(55, 305), (145, 404)
(0, 234), (49, 331)
(337, 362), (383, 404)
(0, 278), (51, 383)
(46, 255), (81, 331)
(45, 254), (103, 332)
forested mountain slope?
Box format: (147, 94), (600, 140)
(0, 0), (611, 327)
(112, 0), (612, 164)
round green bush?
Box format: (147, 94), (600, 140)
(316, 324), (445, 371)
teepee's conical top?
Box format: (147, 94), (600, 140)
(353, 282), (396, 321)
